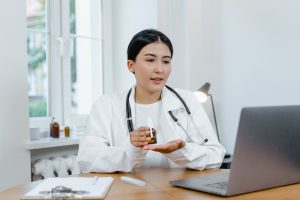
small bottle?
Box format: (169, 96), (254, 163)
(147, 118), (157, 144)
(64, 126), (70, 137)
(50, 117), (60, 138)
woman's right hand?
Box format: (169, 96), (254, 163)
(130, 127), (151, 148)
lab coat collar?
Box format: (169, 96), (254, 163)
(161, 86), (184, 112)
(128, 85), (184, 119)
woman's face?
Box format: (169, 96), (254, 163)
(128, 41), (172, 95)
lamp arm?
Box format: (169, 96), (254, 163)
(208, 94), (220, 142)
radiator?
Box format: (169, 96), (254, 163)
(32, 155), (81, 180)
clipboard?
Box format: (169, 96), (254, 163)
(21, 176), (114, 199)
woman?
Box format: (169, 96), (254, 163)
(77, 29), (225, 173)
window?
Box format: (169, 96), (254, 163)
(27, 0), (49, 118)
(26, 0), (103, 129)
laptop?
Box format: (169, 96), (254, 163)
(170, 105), (300, 196)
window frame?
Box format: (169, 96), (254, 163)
(29, 0), (104, 130)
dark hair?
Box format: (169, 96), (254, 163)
(127, 29), (173, 61)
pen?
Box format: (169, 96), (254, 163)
(92, 176), (99, 185)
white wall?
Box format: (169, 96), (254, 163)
(106, 0), (158, 93)
(103, 0), (191, 92)
(0, 0), (31, 191)
(188, 0), (300, 153)
(158, 0), (190, 89)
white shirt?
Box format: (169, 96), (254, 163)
(135, 101), (170, 168)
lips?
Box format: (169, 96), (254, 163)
(150, 77), (164, 85)
(150, 77), (163, 81)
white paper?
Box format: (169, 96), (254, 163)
(24, 177), (113, 199)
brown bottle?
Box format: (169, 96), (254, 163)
(147, 118), (157, 144)
(50, 117), (60, 138)
(147, 128), (157, 144)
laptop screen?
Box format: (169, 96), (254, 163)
(227, 105), (300, 195)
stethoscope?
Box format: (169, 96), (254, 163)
(126, 85), (208, 144)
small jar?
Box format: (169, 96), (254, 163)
(64, 126), (70, 137)
(146, 118), (157, 144)
(147, 128), (157, 144)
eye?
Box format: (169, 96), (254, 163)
(146, 58), (155, 63)
(163, 60), (170, 64)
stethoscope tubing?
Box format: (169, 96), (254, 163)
(126, 86), (208, 144)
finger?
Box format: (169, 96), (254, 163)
(137, 126), (150, 131)
(139, 134), (152, 142)
(149, 144), (166, 151)
(180, 140), (185, 148)
(134, 141), (148, 147)
(153, 143), (177, 153)
(131, 137), (149, 146)
(143, 145), (151, 150)
(138, 130), (150, 137)
(131, 134), (151, 143)
(171, 140), (182, 150)
(130, 135), (146, 142)
(176, 140), (185, 148)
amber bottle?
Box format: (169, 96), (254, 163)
(64, 126), (70, 137)
(147, 118), (157, 144)
(50, 117), (60, 138)
(147, 128), (157, 144)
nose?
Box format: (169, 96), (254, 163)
(154, 62), (163, 73)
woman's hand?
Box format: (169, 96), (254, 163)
(129, 127), (151, 148)
(143, 139), (185, 153)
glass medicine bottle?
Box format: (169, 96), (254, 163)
(148, 128), (157, 144)
(50, 117), (60, 138)
(64, 126), (70, 137)
(147, 118), (157, 144)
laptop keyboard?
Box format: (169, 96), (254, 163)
(205, 182), (228, 190)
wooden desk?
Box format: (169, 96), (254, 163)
(133, 168), (300, 200)
(1, 168), (300, 200)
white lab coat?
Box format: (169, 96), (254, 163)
(77, 86), (226, 173)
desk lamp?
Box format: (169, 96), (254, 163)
(195, 83), (219, 141)
(195, 82), (231, 168)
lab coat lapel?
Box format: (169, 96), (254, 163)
(161, 86), (183, 112)
(128, 86), (136, 129)
(160, 86), (185, 142)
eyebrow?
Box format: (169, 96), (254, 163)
(144, 53), (171, 59)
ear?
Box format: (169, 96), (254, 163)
(127, 60), (135, 74)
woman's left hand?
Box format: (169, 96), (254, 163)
(143, 139), (185, 153)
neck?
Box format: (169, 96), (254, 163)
(135, 86), (162, 104)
